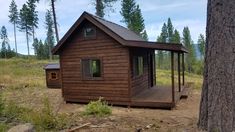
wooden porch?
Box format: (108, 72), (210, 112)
(131, 85), (190, 109)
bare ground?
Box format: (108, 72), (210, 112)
(3, 88), (201, 132)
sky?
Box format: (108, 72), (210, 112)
(0, 0), (207, 55)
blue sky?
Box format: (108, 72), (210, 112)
(0, 0), (207, 55)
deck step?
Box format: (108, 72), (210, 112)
(181, 87), (191, 98)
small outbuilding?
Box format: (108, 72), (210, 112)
(44, 63), (61, 88)
(51, 12), (189, 108)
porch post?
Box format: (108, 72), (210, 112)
(171, 52), (175, 103)
(178, 53), (181, 92)
(182, 53), (185, 86)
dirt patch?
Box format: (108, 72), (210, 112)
(4, 88), (201, 131)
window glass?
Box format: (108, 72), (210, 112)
(84, 27), (96, 38)
(133, 56), (144, 76)
(82, 59), (101, 79)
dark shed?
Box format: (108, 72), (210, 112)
(51, 12), (189, 108)
(44, 63), (61, 88)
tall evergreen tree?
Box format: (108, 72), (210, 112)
(172, 29), (181, 43)
(95, 0), (118, 18)
(18, 4), (32, 56)
(182, 27), (196, 72)
(120, 0), (136, 28)
(197, 34), (205, 60)
(120, 0), (148, 39)
(27, 0), (39, 41)
(156, 23), (168, 69)
(45, 9), (55, 60)
(0, 26), (9, 58)
(50, 0), (59, 43)
(167, 18), (174, 42)
(32, 38), (39, 55)
(8, 0), (19, 55)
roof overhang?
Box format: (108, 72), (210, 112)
(125, 41), (188, 53)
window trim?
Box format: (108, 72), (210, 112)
(83, 26), (96, 39)
(49, 72), (58, 80)
(81, 57), (103, 80)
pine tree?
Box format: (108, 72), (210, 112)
(120, 0), (147, 39)
(27, 0), (39, 41)
(50, 0), (59, 43)
(0, 26), (9, 58)
(167, 18), (174, 42)
(18, 4), (32, 56)
(95, 0), (118, 18)
(142, 30), (148, 41)
(9, 0), (19, 55)
(120, 0), (136, 28)
(45, 10), (55, 60)
(172, 29), (181, 43)
(197, 34), (205, 60)
(32, 38), (39, 55)
(182, 27), (196, 72)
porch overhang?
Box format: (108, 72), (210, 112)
(124, 40), (188, 53)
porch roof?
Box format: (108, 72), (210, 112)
(125, 40), (188, 53)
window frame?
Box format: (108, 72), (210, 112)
(133, 56), (144, 77)
(81, 58), (103, 80)
(83, 26), (96, 39)
(49, 72), (58, 80)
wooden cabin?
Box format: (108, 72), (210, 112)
(44, 63), (61, 88)
(52, 12), (188, 108)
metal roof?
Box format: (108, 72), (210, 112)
(90, 14), (145, 41)
(52, 11), (188, 54)
(44, 63), (60, 70)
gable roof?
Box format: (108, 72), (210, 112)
(52, 11), (187, 54)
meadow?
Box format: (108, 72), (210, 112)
(0, 58), (203, 131)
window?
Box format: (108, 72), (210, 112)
(133, 56), (144, 76)
(84, 27), (96, 38)
(50, 72), (58, 80)
(82, 59), (102, 79)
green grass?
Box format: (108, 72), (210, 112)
(0, 58), (58, 90)
(0, 123), (9, 132)
(156, 69), (203, 89)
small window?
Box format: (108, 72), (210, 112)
(84, 27), (96, 38)
(133, 56), (144, 76)
(82, 59), (102, 79)
(50, 72), (58, 80)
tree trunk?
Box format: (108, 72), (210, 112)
(51, 0), (59, 43)
(32, 26), (35, 42)
(198, 0), (235, 131)
(13, 22), (17, 56)
(26, 27), (30, 56)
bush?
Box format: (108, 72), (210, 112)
(83, 97), (112, 117)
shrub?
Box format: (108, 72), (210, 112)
(31, 98), (57, 130)
(83, 97), (112, 117)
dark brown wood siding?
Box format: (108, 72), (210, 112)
(60, 21), (130, 104)
(45, 69), (61, 88)
(130, 48), (152, 96)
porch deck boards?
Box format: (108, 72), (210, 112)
(131, 86), (187, 108)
